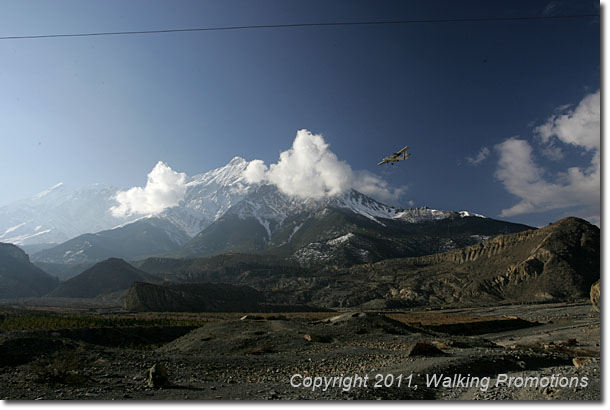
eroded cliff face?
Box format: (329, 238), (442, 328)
(305, 217), (600, 308)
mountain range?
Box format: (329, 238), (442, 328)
(0, 156), (599, 311)
(0, 157), (533, 268)
(0, 157), (254, 248)
(126, 217), (598, 310)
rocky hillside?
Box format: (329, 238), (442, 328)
(308, 216), (600, 307)
(123, 281), (327, 312)
(134, 217), (599, 309)
(49, 258), (156, 298)
(0, 243), (58, 298)
(123, 281), (265, 312)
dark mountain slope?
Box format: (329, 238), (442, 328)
(49, 258), (157, 298)
(123, 281), (265, 312)
(32, 217), (191, 264)
(182, 186), (532, 265)
(0, 243), (58, 298)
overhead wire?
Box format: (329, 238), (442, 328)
(0, 13), (600, 41)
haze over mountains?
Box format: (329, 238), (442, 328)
(1, 157), (530, 267)
(0, 157), (253, 248)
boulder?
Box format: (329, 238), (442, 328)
(590, 280), (600, 312)
(303, 334), (333, 343)
(146, 363), (169, 389)
(406, 341), (447, 357)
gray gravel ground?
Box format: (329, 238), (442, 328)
(0, 301), (600, 400)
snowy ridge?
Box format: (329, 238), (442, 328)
(0, 183), (131, 245)
(163, 157), (254, 236)
(394, 207), (455, 223)
(229, 185), (306, 239)
(332, 191), (486, 225)
(0, 158), (255, 246)
(332, 190), (402, 223)
(1, 222), (27, 237)
(459, 211), (487, 218)
(33, 182), (64, 199)
(327, 233), (355, 246)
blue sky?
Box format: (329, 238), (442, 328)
(0, 0), (600, 227)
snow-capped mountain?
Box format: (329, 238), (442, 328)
(159, 157), (253, 236)
(0, 157), (254, 246)
(182, 184), (531, 265)
(0, 183), (130, 245)
(4, 155), (529, 266)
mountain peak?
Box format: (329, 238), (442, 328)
(190, 157), (250, 187)
(228, 156), (247, 165)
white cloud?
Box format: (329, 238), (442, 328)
(540, 143), (565, 161)
(466, 146), (490, 166)
(352, 170), (406, 205)
(110, 161), (187, 217)
(242, 159), (268, 184)
(495, 90), (600, 224)
(244, 129), (405, 203)
(535, 90), (600, 151)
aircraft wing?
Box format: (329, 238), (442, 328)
(377, 159), (389, 165)
(397, 145), (409, 154)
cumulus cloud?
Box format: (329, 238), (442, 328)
(110, 161), (187, 217)
(466, 146), (490, 166)
(244, 129), (405, 203)
(535, 90), (600, 151)
(495, 90), (600, 224)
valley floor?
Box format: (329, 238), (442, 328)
(0, 301), (600, 401)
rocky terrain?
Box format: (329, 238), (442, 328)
(123, 281), (326, 313)
(125, 217), (598, 311)
(0, 301), (600, 400)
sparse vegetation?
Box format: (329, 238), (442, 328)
(0, 307), (211, 331)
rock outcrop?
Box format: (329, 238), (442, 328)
(331, 217), (600, 307)
(146, 363), (170, 389)
(256, 217), (598, 308)
(590, 280), (600, 312)
(123, 281), (265, 312)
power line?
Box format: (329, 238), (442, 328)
(0, 13), (600, 41)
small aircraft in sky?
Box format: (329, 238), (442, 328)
(377, 145), (410, 165)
